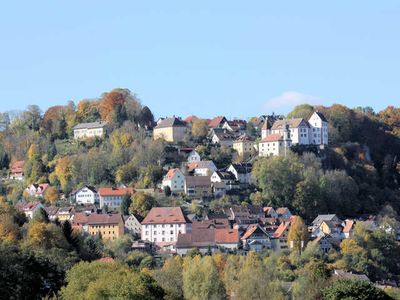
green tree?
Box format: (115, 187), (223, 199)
(129, 192), (156, 217)
(322, 278), (390, 300)
(287, 104), (314, 119)
(287, 216), (309, 252)
(120, 193), (132, 215)
(154, 256), (184, 300)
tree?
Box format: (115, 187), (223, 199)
(154, 256), (184, 300)
(120, 193), (132, 215)
(322, 278), (390, 300)
(287, 104), (314, 119)
(287, 216), (309, 252)
(31, 207), (49, 223)
(0, 214), (20, 242)
(139, 106), (154, 128)
(62, 220), (80, 251)
(191, 119), (209, 138)
(44, 186), (60, 203)
(60, 261), (164, 300)
(129, 192), (156, 217)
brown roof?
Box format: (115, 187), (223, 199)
(276, 207), (290, 215)
(98, 187), (134, 197)
(215, 228), (239, 244)
(273, 221), (291, 238)
(261, 133), (284, 142)
(241, 224), (268, 240)
(184, 115), (198, 123)
(185, 176), (211, 187)
(192, 219), (230, 229)
(155, 117), (186, 129)
(271, 118), (309, 130)
(86, 213), (123, 225)
(208, 116), (227, 128)
(235, 134), (253, 142)
(176, 227), (238, 248)
(142, 207), (188, 224)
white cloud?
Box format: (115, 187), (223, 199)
(263, 91), (322, 114)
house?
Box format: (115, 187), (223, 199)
(56, 206), (74, 222)
(98, 187), (134, 210)
(18, 201), (44, 219)
(208, 116), (228, 129)
(176, 227), (239, 255)
(333, 269), (371, 282)
(184, 115), (198, 125)
(210, 128), (236, 146)
(73, 121), (108, 140)
(342, 219), (355, 239)
(263, 207), (279, 219)
(26, 183), (49, 198)
(162, 168), (185, 193)
(124, 214), (143, 238)
(224, 205), (264, 228)
(187, 160), (217, 176)
(276, 207), (292, 221)
(85, 213), (125, 241)
(222, 120), (247, 132)
(192, 219), (231, 230)
(260, 114), (282, 137)
(153, 117), (187, 143)
(141, 207), (192, 247)
(233, 134), (254, 158)
(272, 221), (291, 250)
(184, 176), (212, 198)
(210, 171), (237, 190)
(311, 214), (342, 238)
(10, 160), (25, 180)
(314, 235), (341, 253)
(241, 224), (271, 252)
(227, 163), (252, 185)
(265, 111), (329, 146)
(73, 185), (99, 205)
(44, 206), (59, 221)
(212, 181), (227, 198)
(187, 150), (201, 163)
(259, 124), (292, 157)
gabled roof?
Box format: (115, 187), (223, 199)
(28, 183), (49, 195)
(234, 134), (253, 142)
(44, 206), (59, 216)
(208, 116), (227, 128)
(260, 133), (284, 143)
(164, 168), (182, 180)
(241, 224), (269, 240)
(192, 219), (230, 229)
(273, 221), (291, 238)
(86, 213), (123, 225)
(73, 121), (107, 130)
(211, 128), (236, 141)
(98, 187), (134, 197)
(312, 214), (340, 226)
(342, 219), (355, 233)
(155, 117), (186, 129)
(276, 207), (291, 216)
(214, 171), (236, 181)
(184, 115), (198, 123)
(142, 207), (189, 225)
(176, 227), (238, 248)
(229, 163), (252, 174)
(187, 160), (216, 172)
(20, 201), (42, 211)
(311, 111), (328, 122)
(271, 118), (310, 130)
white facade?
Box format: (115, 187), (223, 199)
(162, 169), (185, 193)
(227, 164), (252, 185)
(308, 112), (329, 145)
(142, 223), (190, 244)
(75, 186), (99, 205)
(187, 150), (201, 163)
(73, 122), (107, 140)
(259, 139), (292, 157)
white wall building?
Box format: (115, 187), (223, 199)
(141, 207), (191, 246)
(187, 160), (217, 176)
(259, 125), (292, 157)
(162, 168), (185, 193)
(74, 186), (99, 205)
(73, 121), (108, 140)
(98, 187), (134, 210)
(227, 163), (252, 185)
(187, 150), (201, 163)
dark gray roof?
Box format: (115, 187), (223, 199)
(230, 163), (252, 174)
(312, 214), (340, 226)
(155, 117), (186, 129)
(314, 111), (328, 122)
(73, 121), (107, 130)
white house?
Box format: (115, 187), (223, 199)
(26, 183), (49, 198)
(124, 214), (143, 238)
(259, 132), (292, 157)
(187, 150), (201, 163)
(162, 168), (185, 193)
(241, 224), (271, 252)
(98, 187), (134, 210)
(210, 171), (238, 190)
(227, 163), (252, 185)
(187, 160), (217, 176)
(308, 111), (329, 145)
(141, 207), (191, 247)
(18, 201), (44, 219)
(73, 121), (108, 140)
(74, 186), (99, 205)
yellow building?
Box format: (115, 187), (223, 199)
(232, 134), (254, 158)
(153, 117), (187, 142)
(86, 214), (124, 241)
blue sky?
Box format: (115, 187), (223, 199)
(0, 1), (399, 118)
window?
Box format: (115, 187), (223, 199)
(170, 230), (173, 234)
(154, 231), (156, 235)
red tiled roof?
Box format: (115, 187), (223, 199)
(165, 168), (180, 180)
(241, 224), (268, 240)
(215, 228), (239, 244)
(20, 201), (41, 211)
(184, 115), (198, 123)
(86, 213), (123, 225)
(208, 116), (226, 128)
(97, 256), (114, 263)
(142, 207), (188, 224)
(261, 133), (283, 142)
(98, 187), (134, 197)
(273, 221), (291, 238)
(263, 207), (273, 213)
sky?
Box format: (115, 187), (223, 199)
(0, 1), (399, 119)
